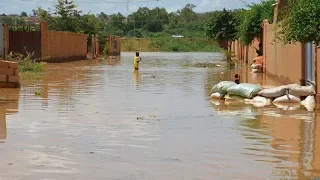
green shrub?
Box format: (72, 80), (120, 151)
(6, 52), (43, 73)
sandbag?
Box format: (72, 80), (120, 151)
(211, 92), (224, 99)
(279, 84), (300, 89)
(273, 102), (301, 111)
(211, 99), (222, 106)
(289, 86), (316, 97)
(211, 81), (237, 94)
(261, 85), (276, 89)
(226, 83), (261, 99)
(244, 96), (271, 108)
(258, 86), (289, 98)
(253, 96), (272, 104)
(301, 95), (316, 111)
(224, 94), (245, 102)
(273, 94), (301, 103)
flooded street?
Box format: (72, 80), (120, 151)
(1, 52), (320, 180)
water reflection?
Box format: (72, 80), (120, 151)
(3, 52), (320, 179)
(238, 109), (320, 179)
(212, 96), (320, 179)
(208, 65), (320, 179)
(0, 88), (20, 143)
(133, 70), (140, 88)
(0, 112), (6, 142)
(107, 56), (121, 66)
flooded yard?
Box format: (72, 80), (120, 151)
(0, 52), (320, 180)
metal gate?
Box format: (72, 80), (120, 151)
(9, 30), (42, 58)
(0, 24), (4, 59)
(305, 42), (315, 85)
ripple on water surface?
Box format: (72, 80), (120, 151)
(0, 52), (320, 179)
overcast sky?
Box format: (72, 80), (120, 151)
(0, 0), (261, 15)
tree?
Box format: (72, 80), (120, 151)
(180, 4), (197, 21)
(146, 8), (168, 32)
(277, 0), (320, 44)
(53, 0), (82, 32)
(237, 0), (275, 45)
(21, 11), (28, 17)
(97, 12), (107, 19)
(204, 9), (239, 50)
(78, 14), (103, 36)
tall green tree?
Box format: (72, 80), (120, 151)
(53, 0), (82, 32)
(237, 0), (275, 45)
(21, 11), (28, 17)
(277, 0), (320, 44)
(204, 9), (239, 50)
(78, 14), (103, 36)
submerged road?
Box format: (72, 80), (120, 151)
(0, 52), (319, 180)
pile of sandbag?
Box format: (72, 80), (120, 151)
(258, 84), (316, 110)
(210, 81), (316, 110)
(211, 81), (262, 102)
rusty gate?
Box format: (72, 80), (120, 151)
(8, 25), (41, 59)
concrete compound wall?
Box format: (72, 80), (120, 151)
(41, 21), (87, 63)
(108, 36), (121, 56)
(263, 21), (303, 84)
(231, 39), (259, 66)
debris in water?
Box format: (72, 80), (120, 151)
(34, 91), (41, 96)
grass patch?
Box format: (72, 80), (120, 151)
(6, 52), (44, 73)
(121, 38), (223, 52)
(148, 38), (223, 52)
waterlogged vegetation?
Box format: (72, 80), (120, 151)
(7, 52), (44, 73)
(148, 38), (222, 52)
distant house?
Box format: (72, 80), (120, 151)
(8, 14), (19, 17)
(172, 34), (184, 38)
(24, 16), (40, 25)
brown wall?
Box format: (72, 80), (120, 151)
(231, 39), (259, 66)
(263, 21), (303, 84)
(231, 24), (303, 85)
(40, 21), (87, 63)
(5, 21), (88, 63)
(45, 31), (87, 63)
(108, 36), (121, 56)
(317, 48), (320, 95)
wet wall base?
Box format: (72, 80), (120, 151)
(44, 56), (88, 63)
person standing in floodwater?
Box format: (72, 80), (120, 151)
(133, 52), (141, 70)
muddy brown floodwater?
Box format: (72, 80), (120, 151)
(0, 52), (320, 180)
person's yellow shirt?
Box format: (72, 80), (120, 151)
(133, 56), (141, 69)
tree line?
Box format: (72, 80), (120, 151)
(0, 0), (317, 49)
(0, 1), (210, 39)
(204, 0), (320, 52)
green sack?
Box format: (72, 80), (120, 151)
(211, 81), (237, 94)
(226, 83), (261, 99)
